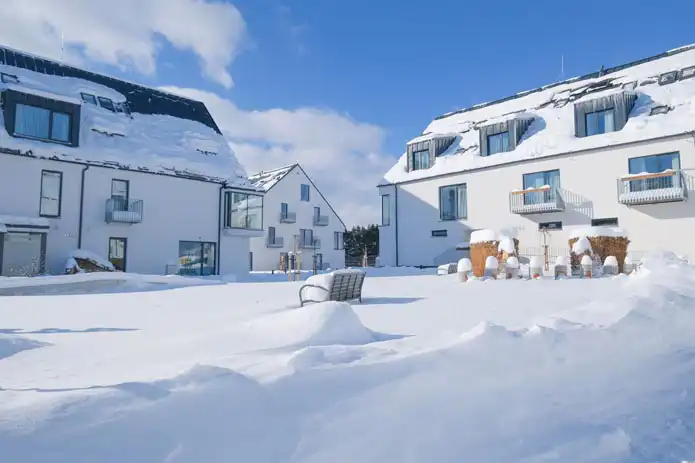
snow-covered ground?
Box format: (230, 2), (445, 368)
(2, 254), (695, 462)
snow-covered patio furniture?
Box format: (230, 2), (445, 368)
(437, 263), (457, 275)
(299, 269), (366, 307)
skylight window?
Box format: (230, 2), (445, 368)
(97, 96), (115, 112)
(649, 105), (672, 116)
(658, 71), (678, 86)
(679, 66), (695, 80)
(1, 72), (19, 84)
(81, 93), (97, 105)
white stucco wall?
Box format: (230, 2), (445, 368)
(0, 153), (254, 275)
(380, 134), (695, 267)
(250, 166), (346, 271)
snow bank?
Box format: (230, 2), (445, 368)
(0, 334), (49, 360)
(246, 301), (378, 347)
(568, 226), (628, 239)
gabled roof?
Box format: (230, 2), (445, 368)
(0, 45), (252, 187)
(382, 44), (695, 186)
(249, 163), (347, 230)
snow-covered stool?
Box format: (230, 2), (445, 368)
(504, 256), (519, 279)
(457, 258), (472, 282)
(484, 256), (498, 279)
(580, 255), (593, 278)
(554, 256), (569, 279)
(529, 256), (543, 279)
(437, 263), (457, 276)
(603, 256), (618, 276)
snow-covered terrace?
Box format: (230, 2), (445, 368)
(0, 46), (253, 189)
(382, 45), (695, 185)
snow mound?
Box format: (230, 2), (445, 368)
(460, 321), (520, 343)
(248, 302), (379, 347)
(288, 345), (371, 371)
(0, 334), (49, 360)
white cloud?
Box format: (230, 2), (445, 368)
(161, 87), (394, 227)
(0, 0), (245, 88)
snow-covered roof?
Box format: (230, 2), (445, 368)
(248, 164), (297, 191)
(0, 46), (252, 188)
(382, 44), (695, 185)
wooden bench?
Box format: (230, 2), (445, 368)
(299, 270), (366, 307)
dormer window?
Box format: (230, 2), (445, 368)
(98, 96), (115, 112)
(487, 131), (510, 155)
(411, 149), (430, 170)
(81, 93), (97, 105)
(479, 116), (534, 157)
(574, 91), (636, 138)
(585, 108), (615, 136)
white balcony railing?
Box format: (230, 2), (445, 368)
(279, 211), (296, 223)
(267, 236), (284, 248)
(299, 238), (321, 250)
(313, 214), (329, 226)
(509, 186), (565, 215)
(617, 170), (688, 205)
(105, 197), (143, 223)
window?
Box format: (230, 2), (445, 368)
(281, 202), (289, 218)
(81, 93), (97, 105)
(658, 71), (678, 86)
(300, 229), (313, 247)
(439, 184), (467, 221)
(334, 231), (344, 250)
(539, 221), (562, 231)
(522, 170), (560, 205)
(381, 195), (390, 226)
(14, 103), (72, 143)
(411, 149), (430, 170)
(178, 241), (217, 276)
(487, 131), (510, 155)
(301, 184), (310, 201)
(680, 66), (695, 81)
(585, 108), (615, 136)
(268, 226), (277, 244)
(591, 218), (618, 227)
(223, 192), (263, 229)
(39, 170), (62, 217)
(314, 206), (320, 219)
(628, 152), (680, 191)
(431, 230), (448, 237)
(108, 237), (127, 272)
(97, 97), (115, 112)
(1, 72), (19, 84)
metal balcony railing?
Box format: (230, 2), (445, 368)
(105, 197), (143, 223)
(279, 211), (296, 223)
(617, 170), (687, 205)
(313, 214), (329, 226)
(509, 187), (565, 214)
(267, 236), (284, 248)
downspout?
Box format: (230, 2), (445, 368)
(77, 165), (90, 249)
(217, 184), (224, 275)
(394, 184), (399, 267)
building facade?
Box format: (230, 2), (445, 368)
(378, 45), (695, 267)
(0, 46), (264, 277)
(248, 164), (346, 271)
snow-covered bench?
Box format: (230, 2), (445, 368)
(299, 269), (366, 307)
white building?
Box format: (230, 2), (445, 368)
(378, 44), (695, 267)
(248, 164), (346, 271)
(0, 45), (265, 277)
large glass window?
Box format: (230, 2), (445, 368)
(522, 169), (561, 205)
(585, 108), (615, 136)
(15, 103), (72, 143)
(281, 202), (289, 218)
(334, 231), (344, 250)
(381, 194), (390, 226)
(301, 184), (310, 201)
(39, 170), (62, 217)
(411, 149), (430, 170)
(439, 184), (467, 221)
(628, 152), (681, 191)
(300, 229), (314, 247)
(108, 237), (127, 272)
(487, 131), (510, 155)
(224, 192), (263, 229)
(178, 241), (217, 276)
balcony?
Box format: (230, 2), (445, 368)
(509, 186), (565, 214)
(105, 197), (143, 223)
(617, 170), (688, 205)
(313, 214), (329, 226)
(299, 238), (321, 250)
(267, 235), (284, 248)
(279, 211), (296, 223)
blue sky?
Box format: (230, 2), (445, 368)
(2, 0), (694, 225)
